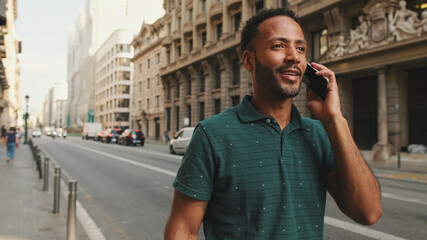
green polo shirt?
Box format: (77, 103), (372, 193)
(173, 95), (335, 239)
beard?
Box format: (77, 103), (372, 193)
(254, 56), (302, 99)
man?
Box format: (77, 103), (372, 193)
(165, 8), (382, 239)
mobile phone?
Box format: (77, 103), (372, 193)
(303, 63), (329, 100)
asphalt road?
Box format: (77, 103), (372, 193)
(34, 136), (427, 240)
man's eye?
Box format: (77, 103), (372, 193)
(273, 44), (284, 48)
(297, 47), (305, 52)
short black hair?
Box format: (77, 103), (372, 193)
(241, 8), (300, 53)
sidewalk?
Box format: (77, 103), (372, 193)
(0, 143), (90, 240)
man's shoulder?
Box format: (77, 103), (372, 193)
(199, 107), (239, 128)
(300, 116), (326, 132)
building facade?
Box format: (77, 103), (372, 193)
(159, 0), (427, 160)
(0, 0), (21, 128)
(160, 0), (287, 134)
(95, 29), (135, 129)
(67, 0), (147, 131)
(131, 18), (167, 142)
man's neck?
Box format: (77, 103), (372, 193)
(250, 94), (293, 131)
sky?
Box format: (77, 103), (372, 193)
(16, 0), (165, 116)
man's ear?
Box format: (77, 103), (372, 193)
(242, 50), (254, 71)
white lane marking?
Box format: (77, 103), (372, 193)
(70, 142), (177, 177)
(67, 139), (183, 161)
(382, 192), (427, 206)
(324, 216), (406, 240)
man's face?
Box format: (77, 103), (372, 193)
(250, 16), (307, 99)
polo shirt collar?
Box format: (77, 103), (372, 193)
(237, 95), (303, 129)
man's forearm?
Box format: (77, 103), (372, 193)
(323, 115), (382, 225)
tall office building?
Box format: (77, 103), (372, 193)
(67, 0), (146, 130)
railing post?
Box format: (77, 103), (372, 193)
(43, 157), (50, 191)
(67, 180), (78, 240)
(53, 167), (61, 213)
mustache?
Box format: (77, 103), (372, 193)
(275, 64), (302, 77)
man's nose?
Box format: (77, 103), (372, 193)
(284, 47), (300, 64)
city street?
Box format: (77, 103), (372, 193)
(34, 136), (427, 240)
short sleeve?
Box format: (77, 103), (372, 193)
(173, 124), (216, 201)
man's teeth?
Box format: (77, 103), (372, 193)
(282, 71), (297, 76)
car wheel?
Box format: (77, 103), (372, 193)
(169, 145), (175, 154)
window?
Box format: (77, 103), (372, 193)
(177, 45), (181, 57)
(117, 71), (130, 81)
(188, 77), (192, 95)
(138, 100), (142, 110)
(155, 53), (160, 64)
(189, 9), (193, 21)
(138, 63), (142, 73)
(233, 59), (240, 85)
(155, 95), (160, 107)
(255, 1), (264, 13)
(216, 23), (222, 40)
(117, 58), (130, 66)
(117, 85), (130, 94)
(282, 0), (288, 7)
(139, 82), (142, 92)
(199, 102), (205, 121)
(176, 84), (180, 98)
(189, 39), (193, 53)
(232, 96), (240, 107)
(234, 12), (241, 32)
(214, 99), (221, 114)
(155, 75), (160, 86)
(201, 32), (207, 46)
(187, 105), (191, 126)
(167, 82), (171, 100)
(176, 106), (180, 131)
(215, 65), (221, 89)
(147, 59), (151, 69)
(147, 98), (150, 109)
(115, 112), (129, 121)
(200, 75), (205, 92)
(166, 108), (171, 131)
(147, 78), (150, 89)
(202, 0), (206, 12)
(116, 44), (130, 53)
(313, 29), (328, 61)
(117, 99), (130, 108)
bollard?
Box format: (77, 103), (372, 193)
(67, 180), (78, 240)
(53, 167), (61, 213)
(36, 154), (42, 179)
(43, 157), (50, 191)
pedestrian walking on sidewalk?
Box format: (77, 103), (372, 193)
(5, 127), (19, 163)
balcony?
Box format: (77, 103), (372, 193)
(183, 21), (193, 37)
(195, 12), (207, 29)
(162, 35), (172, 47)
(209, 1), (223, 21)
(226, 0), (241, 11)
(172, 29), (181, 42)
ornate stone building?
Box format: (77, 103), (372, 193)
(155, 0), (426, 160)
(131, 18), (167, 141)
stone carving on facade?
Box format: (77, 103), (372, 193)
(390, 0), (422, 41)
(326, 0), (426, 60)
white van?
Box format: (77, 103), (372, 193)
(82, 123), (102, 140)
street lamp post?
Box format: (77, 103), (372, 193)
(24, 94), (29, 144)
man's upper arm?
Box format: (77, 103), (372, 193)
(165, 190), (207, 239)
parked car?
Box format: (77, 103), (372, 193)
(118, 129), (145, 146)
(32, 127), (42, 138)
(94, 130), (105, 141)
(169, 127), (195, 154)
(81, 122), (102, 140)
(101, 128), (123, 143)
